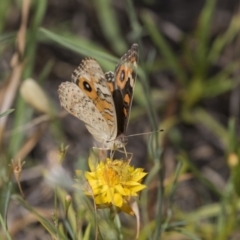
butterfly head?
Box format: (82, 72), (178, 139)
(105, 134), (128, 150)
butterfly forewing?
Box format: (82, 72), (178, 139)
(113, 44), (138, 134)
(58, 58), (118, 144)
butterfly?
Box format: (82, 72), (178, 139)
(58, 43), (138, 150)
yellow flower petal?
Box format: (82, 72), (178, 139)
(120, 203), (134, 215)
(95, 194), (108, 204)
(115, 184), (127, 196)
(79, 157), (147, 215)
(113, 193), (123, 207)
(130, 185), (146, 192)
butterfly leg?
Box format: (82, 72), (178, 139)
(110, 149), (117, 159)
(122, 146), (133, 162)
(114, 148), (133, 162)
(126, 151), (133, 163)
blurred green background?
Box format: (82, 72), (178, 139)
(1, 0), (240, 239)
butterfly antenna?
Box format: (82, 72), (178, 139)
(126, 129), (164, 138)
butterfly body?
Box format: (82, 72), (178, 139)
(58, 44), (138, 150)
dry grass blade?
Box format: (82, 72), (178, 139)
(13, 123), (48, 160)
(5, 111), (67, 138)
(0, 0), (31, 146)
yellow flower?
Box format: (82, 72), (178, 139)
(84, 158), (147, 215)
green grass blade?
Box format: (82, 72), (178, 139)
(0, 32), (15, 43)
(0, 181), (12, 233)
(184, 199), (240, 222)
(9, 0), (47, 156)
(0, 213), (12, 240)
(194, 0), (216, 78)
(141, 10), (187, 85)
(12, 195), (67, 239)
(0, 0), (11, 33)
(192, 108), (228, 147)
(39, 28), (117, 70)
(92, 0), (126, 54)
(175, 228), (202, 240)
(178, 152), (222, 197)
(0, 109), (14, 118)
(209, 13), (240, 63)
(125, 0), (142, 40)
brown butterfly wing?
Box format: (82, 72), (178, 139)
(110, 43), (139, 135)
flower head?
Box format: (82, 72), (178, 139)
(84, 158), (147, 215)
